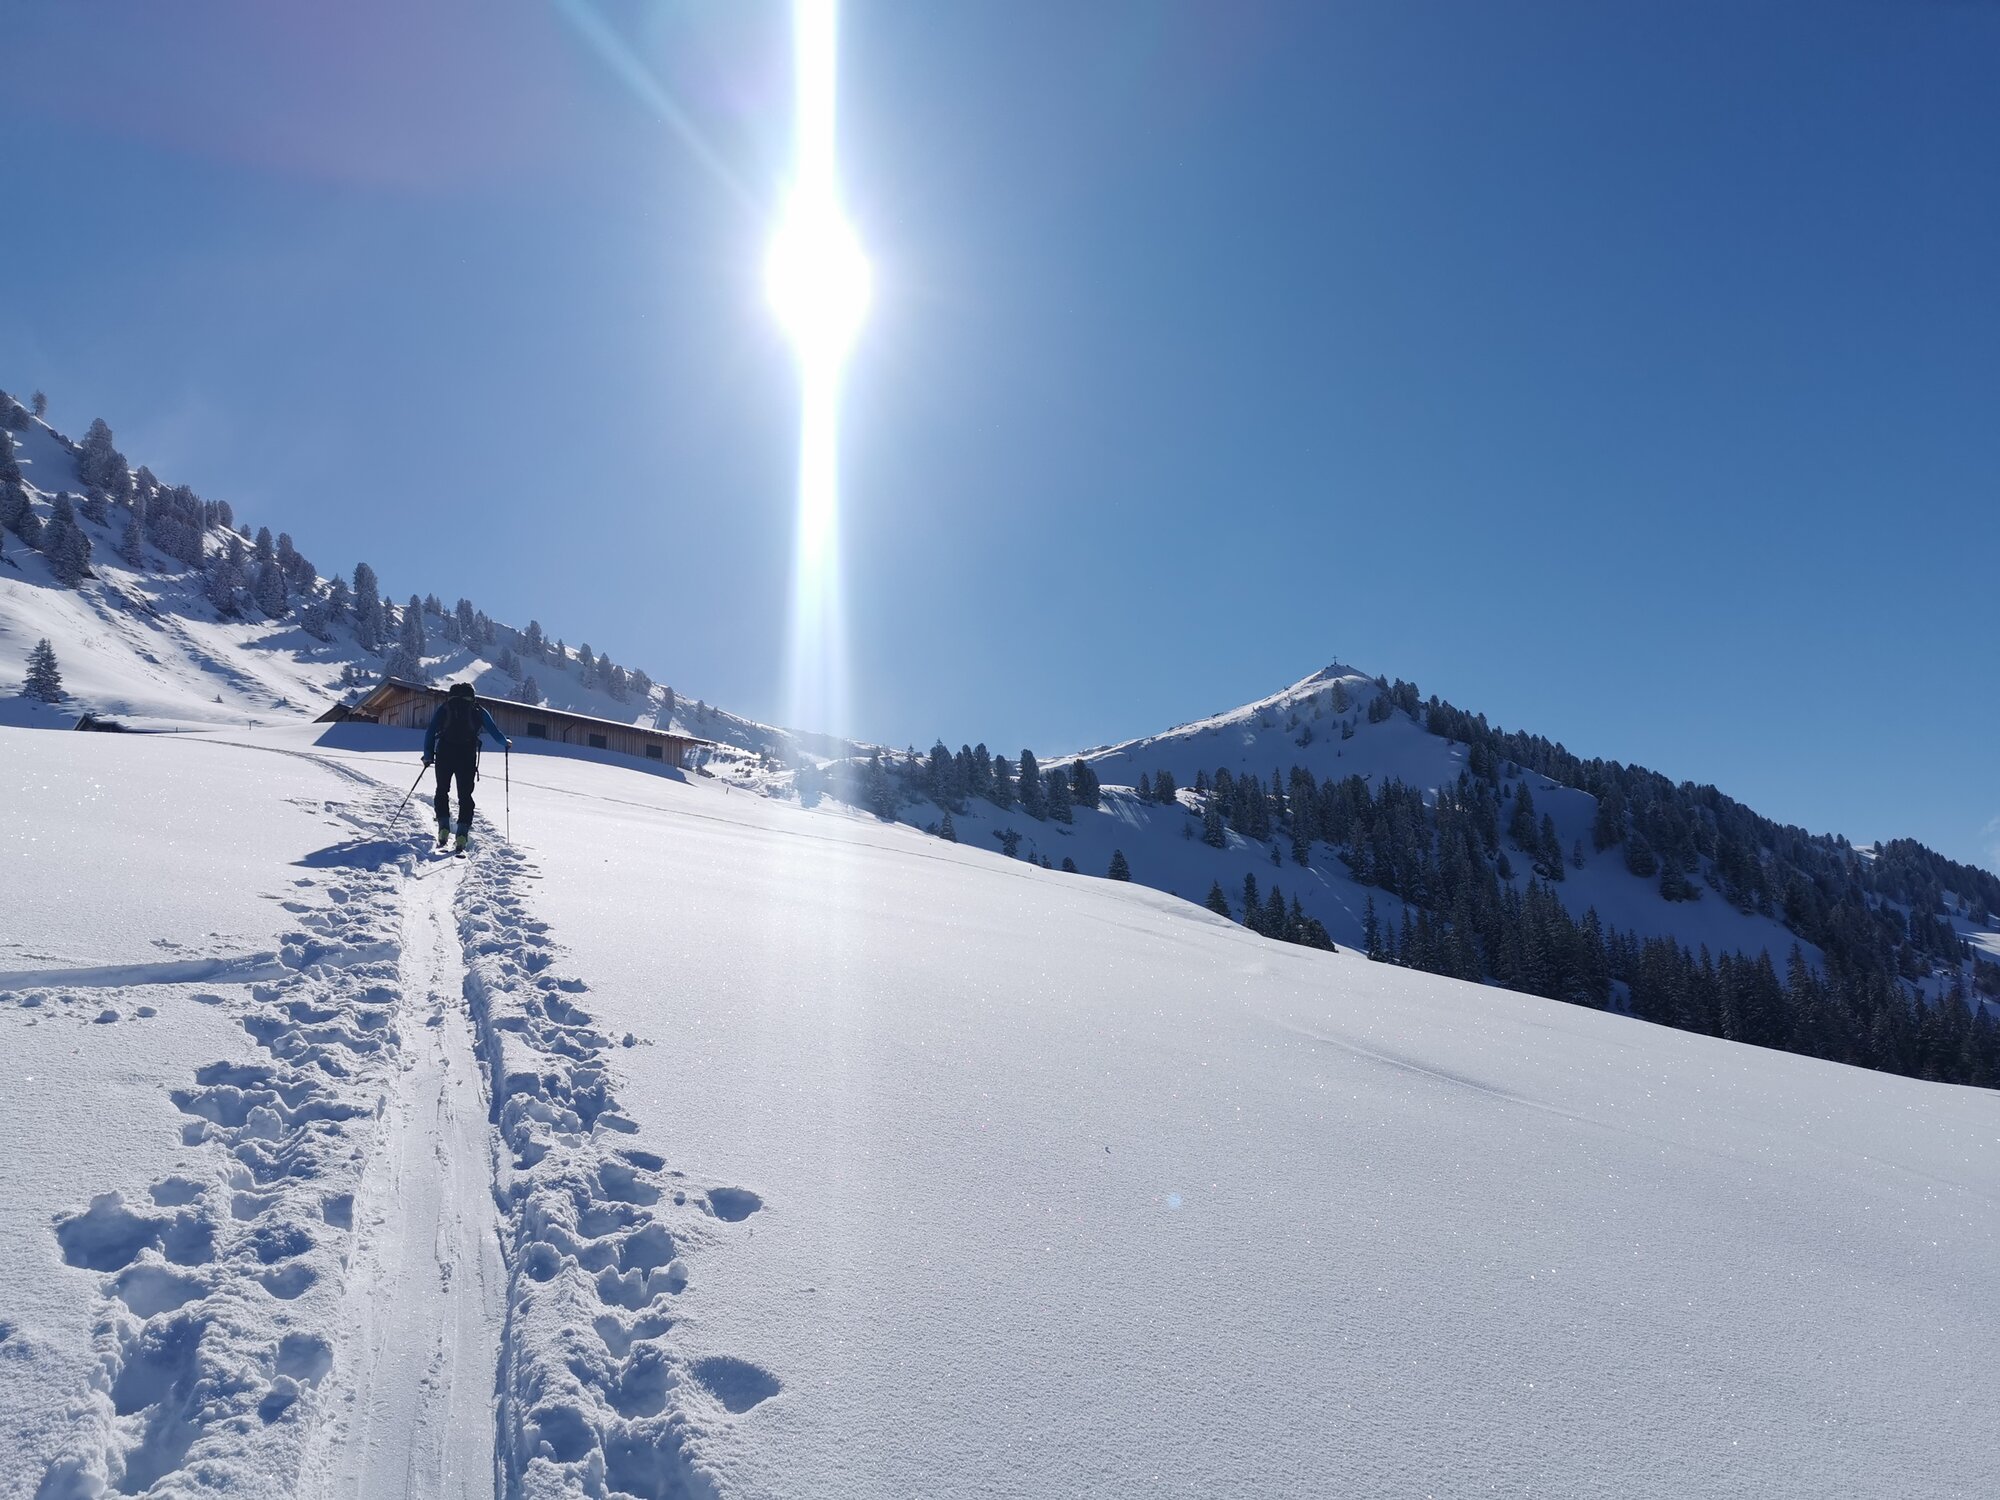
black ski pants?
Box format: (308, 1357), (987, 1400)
(434, 752), (477, 832)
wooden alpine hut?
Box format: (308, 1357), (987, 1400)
(319, 678), (709, 769)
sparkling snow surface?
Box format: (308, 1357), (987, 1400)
(1, 724), (1995, 1499)
(516, 743), (1997, 1497)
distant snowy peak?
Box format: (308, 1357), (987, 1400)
(1077, 661), (1384, 771)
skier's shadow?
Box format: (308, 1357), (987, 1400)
(295, 838), (411, 871)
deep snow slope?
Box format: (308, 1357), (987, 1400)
(0, 416), (799, 759)
(6, 722), (1996, 1498)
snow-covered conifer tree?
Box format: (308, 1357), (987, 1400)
(385, 599), (429, 682)
(1046, 766), (1072, 824)
(78, 418), (130, 498)
(254, 559), (288, 616)
(990, 755), (1015, 810)
(118, 513), (145, 569)
(24, 638), (63, 701)
(351, 564), (382, 649)
(1018, 750), (1045, 819)
(1202, 797), (1226, 849)
(44, 493), (93, 586)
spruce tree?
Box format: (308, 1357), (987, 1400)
(118, 502), (146, 568)
(32, 391), (47, 417)
(865, 751), (895, 820)
(1201, 797), (1226, 849)
(991, 755), (1016, 809)
(1061, 856), (1077, 872)
(1046, 766), (1073, 824)
(1108, 849), (1131, 881)
(939, 811), (957, 843)
(351, 564), (382, 649)
(1069, 758), (1100, 810)
(1509, 782), (1538, 848)
(1018, 750), (1045, 818)
(385, 599), (429, 682)
(254, 559), (288, 616)
(24, 638), (63, 701)
(1205, 881), (1231, 917)
(78, 418), (130, 498)
(42, 493), (92, 586)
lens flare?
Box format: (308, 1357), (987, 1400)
(771, 0), (866, 745)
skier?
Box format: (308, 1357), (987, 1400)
(423, 682), (510, 852)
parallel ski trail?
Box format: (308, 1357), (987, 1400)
(304, 857), (505, 1500)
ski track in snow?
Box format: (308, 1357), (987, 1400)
(28, 771), (774, 1499)
(298, 857), (505, 1500)
(456, 840), (776, 1500)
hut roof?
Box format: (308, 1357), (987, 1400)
(328, 678), (715, 744)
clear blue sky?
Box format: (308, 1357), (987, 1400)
(5, 2), (1996, 871)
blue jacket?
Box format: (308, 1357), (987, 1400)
(424, 700), (509, 761)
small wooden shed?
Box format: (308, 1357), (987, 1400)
(319, 679), (708, 769)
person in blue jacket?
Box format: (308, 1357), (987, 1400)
(423, 682), (510, 851)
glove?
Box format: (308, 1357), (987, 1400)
(422, 755), (433, 768)
(505, 739), (513, 750)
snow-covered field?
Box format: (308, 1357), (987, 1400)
(4, 722), (1994, 1498)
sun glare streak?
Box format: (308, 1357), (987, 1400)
(551, 0), (756, 212)
(771, 0), (867, 745)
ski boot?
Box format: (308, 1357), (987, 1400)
(437, 819), (451, 850)
(454, 830), (470, 855)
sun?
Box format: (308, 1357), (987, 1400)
(765, 0), (870, 372)
(765, 190), (871, 369)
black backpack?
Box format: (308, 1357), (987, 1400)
(438, 693), (481, 758)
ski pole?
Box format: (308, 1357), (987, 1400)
(505, 745), (511, 842)
(390, 762), (428, 831)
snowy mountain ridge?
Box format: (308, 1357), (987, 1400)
(5, 396), (1997, 1091)
(0, 401), (834, 769)
(1067, 659), (1365, 758)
